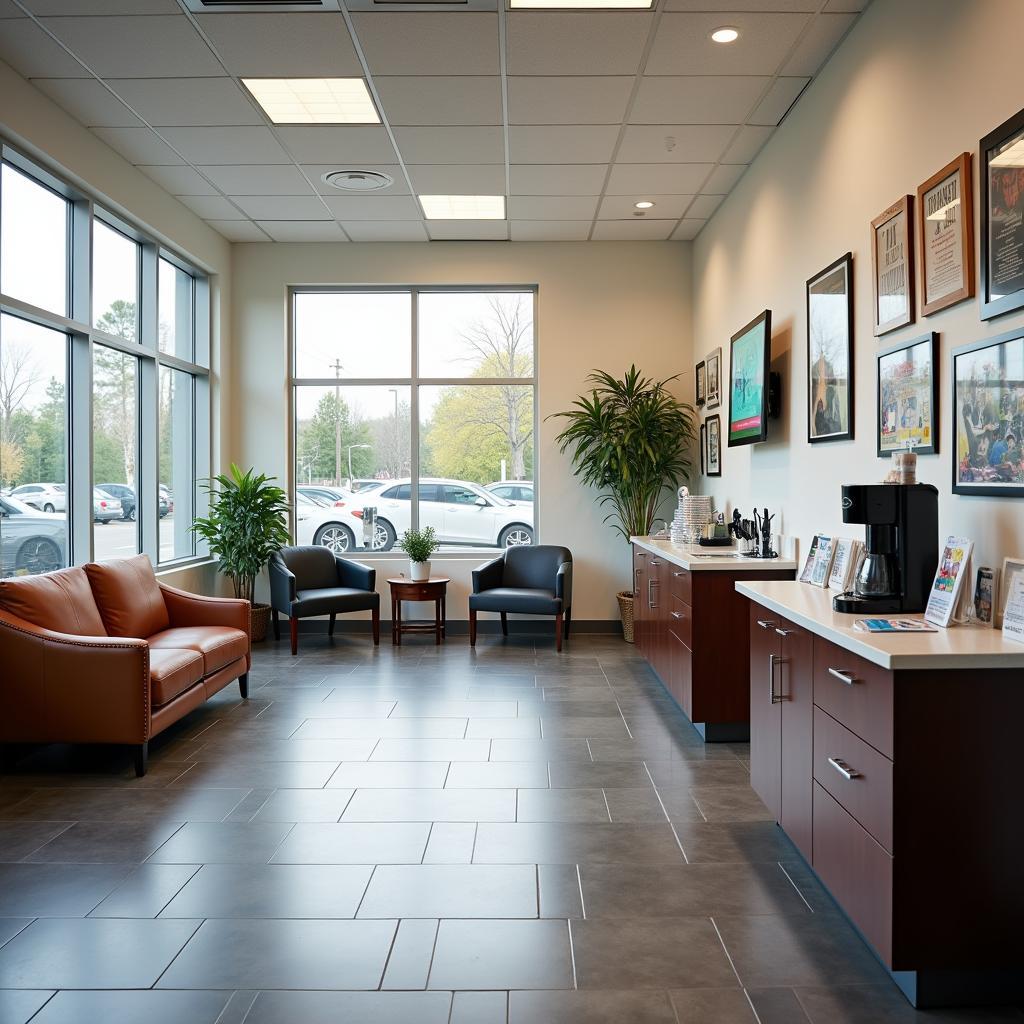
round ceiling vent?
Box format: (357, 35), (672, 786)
(322, 169), (394, 192)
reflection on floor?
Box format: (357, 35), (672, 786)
(0, 634), (1020, 1023)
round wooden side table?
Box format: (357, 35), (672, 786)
(387, 576), (451, 646)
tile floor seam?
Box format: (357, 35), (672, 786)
(374, 918), (404, 991)
(777, 861), (814, 913)
(575, 864), (586, 920)
(600, 788), (612, 823)
(566, 917), (578, 990)
(219, 787), (257, 823)
(442, 761), (453, 788)
(470, 822), (479, 863)
(584, 738), (594, 763)
(335, 788), (357, 823)
(264, 822), (298, 864)
(788, 986), (824, 1023)
(534, 863), (540, 918)
(742, 988), (767, 1024)
(218, 988), (260, 1024)
(147, 917), (206, 990)
(15, 820), (77, 861)
(641, 760), (689, 863)
(709, 915), (746, 989)
(366, 737), (382, 762)
(689, 792), (709, 823)
(22, 989), (56, 1023)
(150, 863), (203, 919)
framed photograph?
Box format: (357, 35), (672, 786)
(807, 253), (854, 444)
(877, 332), (938, 457)
(981, 107), (1024, 320)
(974, 565), (998, 627)
(705, 348), (721, 409)
(727, 309), (772, 447)
(998, 557), (1024, 627)
(706, 415), (721, 476)
(695, 360), (706, 407)
(699, 421), (707, 474)
(871, 195), (915, 336)
(952, 326), (1024, 497)
(917, 153), (974, 316)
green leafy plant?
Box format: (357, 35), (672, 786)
(550, 365), (696, 542)
(191, 463), (291, 604)
(399, 526), (439, 563)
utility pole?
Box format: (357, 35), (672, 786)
(331, 358), (343, 486)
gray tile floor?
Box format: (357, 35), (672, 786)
(0, 633), (1020, 1023)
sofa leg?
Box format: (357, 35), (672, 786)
(500, 611), (508, 637)
(372, 607), (380, 646)
(133, 742), (149, 778)
(328, 613), (337, 638)
(272, 609), (280, 642)
(564, 609), (572, 639)
(555, 612), (563, 653)
(469, 609), (478, 647)
(238, 672), (249, 699)
(290, 616), (299, 656)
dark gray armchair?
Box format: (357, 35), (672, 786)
(269, 546), (379, 655)
(469, 545), (573, 651)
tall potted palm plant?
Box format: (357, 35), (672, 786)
(191, 464), (291, 642)
(551, 365), (696, 641)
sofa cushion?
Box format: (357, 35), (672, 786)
(149, 648), (204, 706)
(469, 587), (561, 615)
(85, 554), (170, 638)
(148, 625), (248, 676)
(0, 566), (108, 636)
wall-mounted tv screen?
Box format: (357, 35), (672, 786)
(727, 309), (772, 447)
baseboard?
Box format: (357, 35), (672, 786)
(278, 618), (622, 636)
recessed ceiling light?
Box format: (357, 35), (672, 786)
(419, 195), (506, 220)
(635, 200), (655, 209)
(242, 78), (380, 125)
(510, 0), (652, 8)
(711, 26), (740, 43)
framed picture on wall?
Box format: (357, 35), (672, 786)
(727, 310), (771, 447)
(705, 348), (722, 409)
(706, 415), (722, 476)
(871, 195), (915, 336)
(952, 326), (1024, 497)
(807, 253), (854, 444)
(877, 332), (938, 457)
(980, 107), (1024, 320)
(917, 153), (974, 316)
(696, 360), (707, 407)
(699, 421), (707, 474)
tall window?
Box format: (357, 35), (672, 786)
(293, 288), (536, 555)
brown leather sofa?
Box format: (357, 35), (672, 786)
(0, 554), (250, 776)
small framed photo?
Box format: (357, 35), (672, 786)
(699, 421), (707, 474)
(980, 107), (1024, 321)
(807, 253), (854, 444)
(917, 153), (974, 316)
(871, 195), (915, 336)
(706, 414), (722, 476)
(998, 557), (1024, 627)
(695, 360), (706, 407)
(974, 565), (999, 627)
(705, 348), (722, 409)
(877, 332), (938, 457)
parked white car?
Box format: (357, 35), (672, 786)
(10, 482), (66, 513)
(0, 494), (66, 577)
(486, 480), (534, 505)
(295, 492), (360, 554)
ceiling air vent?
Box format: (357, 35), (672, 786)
(183, 1), (341, 12)
(322, 170), (394, 192)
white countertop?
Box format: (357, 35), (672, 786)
(736, 579), (1024, 671)
(631, 536), (799, 572)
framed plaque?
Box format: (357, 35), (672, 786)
(877, 332), (938, 457)
(706, 414), (721, 476)
(917, 153), (974, 316)
(871, 196), (915, 336)
(699, 421), (707, 474)
(705, 348), (721, 409)
(695, 360), (706, 407)
(807, 253), (854, 444)
(981, 107), (1024, 320)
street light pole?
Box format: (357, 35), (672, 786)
(330, 358), (344, 485)
(347, 443), (371, 485)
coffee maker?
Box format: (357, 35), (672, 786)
(832, 483), (938, 614)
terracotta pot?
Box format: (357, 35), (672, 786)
(250, 602), (271, 643)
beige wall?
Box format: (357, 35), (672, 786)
(693, 0), (1024, 575)
(231, 241), (693, 621)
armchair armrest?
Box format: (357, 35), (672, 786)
(336, 557), (376, 592)
(472, 555), (504, 594)
(556, 561), (573, 608)
(159, 583), (250, 638)
(268, 552), (295, 612)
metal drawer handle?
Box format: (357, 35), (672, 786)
(827, 756), (861, 781)
(828, 668), (858, 686)
(756, 618), (777, 630)
(672, 570), (687, 577)
(769, 653), (786, 703)
(671, 611), (684, 620)
(650, 558), (662, 565)
(775, 627), (795, 637)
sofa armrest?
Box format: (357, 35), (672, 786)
(472, 555), (504, 594)
(336, 557), (376, 592)
(556, 561), (573, 608)
(268, 552), (295, 612)
(159, 583), (250, 637)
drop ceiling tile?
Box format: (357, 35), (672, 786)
(198, 164), (314, 196)
(507, 13), (652, 75)
(139, 164), (218, 196)
(665, 0), (816, 9)
(108, 77), (262, 128)
(352, 13), (498, 76)
(721, 124), (772, 164)
(606, 163), (713, 194)
(275, 127), (396, 164)
(406, 164), (504, 195)
(374, 77), (501, 127)
(704, 164), (747, 194)
(630, 76), (768, 126)
(598, 194), (693, 219)
(158, 126), (288, 165)
(38, 15), (222, 77)
(343, 221), (429, 242)
(617, 125), (735, 164)
(686, 194), (723, 219)
(304, 165), (410, 196)
(509, 164), (609, 196)
(509, 125), (619, 165)
(207, 220), (271, 242)
(177, 195), (245, 220)
(507, 77), (633, 125)
(90, 126), (183, 165)
(257, 220), (347, 242)
(31, 78), (140, 128)
(647, 12), (811, 76)
(592, 220), (675, 240)
(0, 19), (86, 77)
(783, 12), (857, 75)
(26, 0), (179, 12)
(511, 221), (592, 241)
(508, 196), (598, 219)
(393, 126), (503, 165)
(195, 12), (361, 77)
(232, 195), (331, 220)
(322, 195), (422, 221)
(749, 76), (809, 126)
(427, 220), (508, 241)
(672, 218), (707, 240)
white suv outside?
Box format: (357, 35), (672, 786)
(10, 482), (66, 514)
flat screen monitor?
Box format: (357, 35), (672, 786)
(727, 309), (772, 447)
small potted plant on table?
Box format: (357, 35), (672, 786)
(399, 526), (439, 582)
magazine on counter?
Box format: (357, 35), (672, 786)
(828, 538), (862, 592)
(799, 535), (821, 583)
(924, 536), (974, 628)
(854, 617), (937, 633)
(809, 535), (835, 587)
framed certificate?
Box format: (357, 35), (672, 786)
(917, 153), (974, 316)
(871, 196), (915, 336)
(807, 253), (853, 444)
(981, 107), (1024, 320)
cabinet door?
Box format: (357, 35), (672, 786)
(749, 603), (782, 821)
(668, 626), (693, 717)
(633, 548), (648, 658)
(777, 622), (814, 862)
(648, 556), (666, 680)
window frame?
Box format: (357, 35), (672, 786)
(289, 284), (539, 557)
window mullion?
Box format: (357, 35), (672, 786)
(410, 288), (419, 533)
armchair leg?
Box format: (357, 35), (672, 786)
(272, 609), (280, 642)
(238, 672), (249, 699)
(469, 609), (478, 647)
(328, 613), (337, 638)
(500, 612), (508, 637)
(372, 607), (380, 646)
(564, 609), (572, 639)
(290, 616), (299, 656)
(555, 612), (563, 653)
(133, 742), (149, 778)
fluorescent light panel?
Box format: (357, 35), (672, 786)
(243, 78), (380, 124)
(419, 195), (506, 220)
(510, 0), (652, 8)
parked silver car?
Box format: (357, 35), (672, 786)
(10, 482), (66, 514)
(0, 494), (66, 577)
(93, 488), (123, 523)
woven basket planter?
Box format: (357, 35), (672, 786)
(617, 590), (635, 643)
(250, 602), (271, 643)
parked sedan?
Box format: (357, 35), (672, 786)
(296, 492), (358, 554)
(297, 485), (353, 509)
(486, 480), (534, 505)
(0, 495), (66, 577)
(10, 482), (66, 514)
(93, 488), (123, 523)
(159, 485), (173, 517)
(95, 482), (136, 521)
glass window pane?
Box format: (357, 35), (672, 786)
(0, 314), (68, 576)
(419, 383), (535, 552)
(158, 257), (194, 359)
(294, 292), (411, 379)
(92, 220), (139, 342)
(1, 163), (69, 316)
(159, 366), (194, 562)
(92, 346), (138, 559)
(418, 292), (534, 379)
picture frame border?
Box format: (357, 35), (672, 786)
(699, 421), (707, 475)
(876, 331), (939, 458)
(706, 414), (722, 477)
(871, 194), (916, 336)
(695, 360), (707, 407)
(726, 309), (772, 448)
(917, 152), (974, 317)
(980, 106), (1024, 321)
(806, 251), (854, 445)
(997, 556), (1024, 628)
(705, 348), (722, 410)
